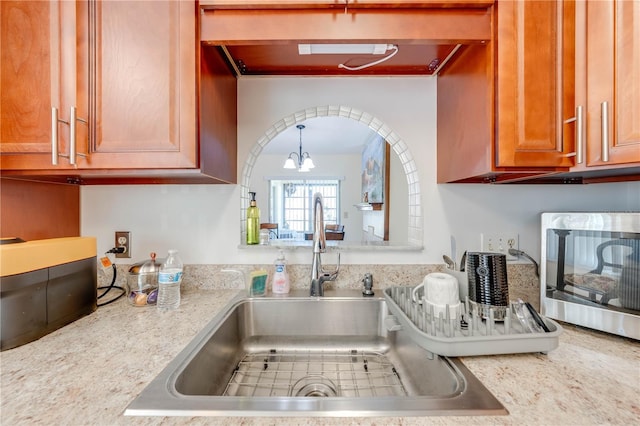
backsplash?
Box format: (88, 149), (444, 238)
(100, 263), (542, 309)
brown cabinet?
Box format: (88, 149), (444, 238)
(494, 0), (576, 169)
(77, 0), (198, 171)
(438, 0), (639, 184)
(0, 178), (80, 240)
(574, 0), (640, 169)
(0, 1), (70, 170)
(200, 0), (494, 7)
(437, 0), (576, 183)
(1, 1), (237, 184)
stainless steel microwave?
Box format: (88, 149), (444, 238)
(541, 212), (640, 340)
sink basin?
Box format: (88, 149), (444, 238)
(126, 290), (507, 417)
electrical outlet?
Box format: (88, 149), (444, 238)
(480, 233), (519, 260)
(115, 231), (131, 258)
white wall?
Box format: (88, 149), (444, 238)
(81, 77), (640, 266)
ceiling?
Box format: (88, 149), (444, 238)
(260, 116), (379, 155)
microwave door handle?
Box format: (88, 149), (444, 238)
(553, 230), (571, 292)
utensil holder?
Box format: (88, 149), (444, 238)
(467, 252), (509, 311)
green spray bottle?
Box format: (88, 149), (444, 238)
(246, 191), (260, 245)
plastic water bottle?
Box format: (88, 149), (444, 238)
(157, 249), (183, 311)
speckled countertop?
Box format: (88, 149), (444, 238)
(1, 287), (639, 426)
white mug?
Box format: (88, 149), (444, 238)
(412, 272), (461, 318)
(412, 272), (459, 303)
(444, 270), (469, 302)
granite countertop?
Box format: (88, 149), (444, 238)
(1, 288), (638, 426)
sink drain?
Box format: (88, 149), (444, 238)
(291, 375), (339, 397)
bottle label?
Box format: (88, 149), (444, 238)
(276, 264), (284, 273)
(159, 270), (183, 285)
(273, 275), (288, 293)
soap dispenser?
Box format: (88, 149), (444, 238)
(272, 250), (290, 294)
(246, 191), (260, 245)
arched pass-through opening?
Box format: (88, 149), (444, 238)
(240, 105), (422, 248)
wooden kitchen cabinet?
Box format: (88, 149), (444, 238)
(76, 0), (198, 171)
(437, 0), (576, 183)
(0, 1), (73, 171)
(1, 0), (237, 185)
(0, 178), (80, 240)
(199, 0), (494, 7)
(494, 0), (576, 170)
(574, 0), (640, 169)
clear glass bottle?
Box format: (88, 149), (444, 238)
(157, 249), (183, 311)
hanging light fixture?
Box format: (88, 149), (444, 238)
(283, 124), (315, 172)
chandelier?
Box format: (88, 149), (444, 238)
(283, 124), (315, 172)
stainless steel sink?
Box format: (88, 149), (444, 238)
(126, 290), (507, 417)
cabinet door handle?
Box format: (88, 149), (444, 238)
(601, 101), (609, 162)
(69, 106), (88, 166)
(563, 106), (583, 163)
(576, 105), (584, 164)
(51, 107), (59, 165)
(69, 106), (76, 165)
(51, 107), (73, 165)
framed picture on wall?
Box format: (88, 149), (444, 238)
(361, 136), (389, 204)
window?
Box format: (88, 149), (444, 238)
(269, 179), (340, 238)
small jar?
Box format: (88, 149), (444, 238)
(259, 229), (270, 245)
(125, 252), (161, 306)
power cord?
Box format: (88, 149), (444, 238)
(338, 44), (398, 71)
(97, 247), (126, 306)
(508, 248), (540, 277)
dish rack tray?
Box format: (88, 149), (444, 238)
(383, 286), (563, 357)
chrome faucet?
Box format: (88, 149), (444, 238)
(310, 192), (340, 296)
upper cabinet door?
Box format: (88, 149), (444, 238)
(495, 0), (575, 168)
(77, 0), (197, 170)
(1, 0), (198, 173)
(0, 1), (76, 170)
(583, 0), (640, 167)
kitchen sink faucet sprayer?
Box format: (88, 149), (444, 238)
(310, 192), (340, 296)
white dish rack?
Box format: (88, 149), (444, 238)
(383, 286), (563, 357)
